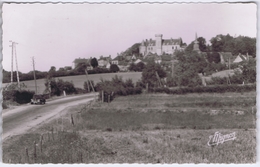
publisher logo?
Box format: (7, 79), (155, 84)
(207, 131), (236, 146)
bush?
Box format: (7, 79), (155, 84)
(2, 102), (8, 109)
(135, 80), (146, 88)
(96, 76), (143, 102)
(46, 78), (77, 96)
(15, 90), (35, 104)
(75, 88), (87, 94)
(110, 64), (120, 73)
(142, 61), (166, 88)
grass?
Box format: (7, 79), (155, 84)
(2, 72), (142, 93)
(3, 92), (256, 163)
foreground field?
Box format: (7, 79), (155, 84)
(2, 72), (142, 93)
(3, 92), (256, 163)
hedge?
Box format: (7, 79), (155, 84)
(149, 84), (256, 94)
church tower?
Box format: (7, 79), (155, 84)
(193, 33), (200, 52)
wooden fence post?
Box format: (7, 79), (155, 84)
(51, 126), (54, 140)
(33, 141), (37, 162)
(108, 95), (110, 104)
(71, 114), (74, 126)
(40, 135), (43, 153)
(102, 90), (104, 103)
(25, 147), (29, 163)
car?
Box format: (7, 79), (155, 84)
(31, 94), (46, 105)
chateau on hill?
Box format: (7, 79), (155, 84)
(139, 34), (186, 56)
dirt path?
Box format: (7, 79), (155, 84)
(2, 93), (98, 141)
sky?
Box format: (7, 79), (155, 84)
(1, 2), (257, 73)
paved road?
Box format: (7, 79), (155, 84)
(2, 93), (98, 140)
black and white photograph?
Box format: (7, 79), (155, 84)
(0, 1), (257, 164)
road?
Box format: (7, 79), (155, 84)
(2, 93), (98, 141)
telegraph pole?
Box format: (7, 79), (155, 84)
(9, 41), (20, 88)
(32, 57), (38, 94)
(14, 42), (20, 88)
(9, 41), (14, 83)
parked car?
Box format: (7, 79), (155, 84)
(31, 94), (46, 105)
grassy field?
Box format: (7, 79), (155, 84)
(3, 92), (256, 163)
(2, 72), (142, 93)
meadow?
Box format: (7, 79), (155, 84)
(3, 92), (256, 163)
(2, 72), (142, 93)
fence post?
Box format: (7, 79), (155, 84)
(62, 115), (64, 131)
(108, 95), (110, 104)
(51, 126), (54, 140)
(40, 135), (43, 153)
(25, 148), (29, 163)
(33, 141), (37, 163)
(71, 114), (74, 126)
(102, 90), (104, 103)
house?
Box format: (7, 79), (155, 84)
(131, 54), (137, 61)
(219, 52), (233, 65)
(134, 59), (142, 64)
(98, 55), (112, 67)
(72, 58), (90, 69)
(106, 63), (111, 69)
(125, 55), (132, 61)
(118, 65), (129, 72)
(233, 53), (249, 63)
(111, 56), (120, 65)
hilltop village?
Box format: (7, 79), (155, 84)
(72, 33), (253, 73)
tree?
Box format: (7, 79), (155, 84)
(46, 78), (76, 96)
(185, 36), (209, 53)
(136, 62), (145, 71)
(90, 58), (98, 68)
(173, 51), (204, 87)
(128, 63), (136, 71)
(142, 61), (166, 87)
(75, 62), (88, 73)
(48, 66), (56, 77)
(241, 59), (256, 83)
(210, 35), (225, 52)
(110, 64), (120, 73)
(197, 37), (208, 52)
(210, 34), (256, 57)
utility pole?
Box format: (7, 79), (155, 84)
(32, 57), (38, 94)
(9, 41), (14, 83)
(9, 41), (20, 88)
(14, 42), (20, 88)
(85, 69), (95, 92)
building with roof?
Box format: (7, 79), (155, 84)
(98, 55), (112, 67)
(233, 53), (250, 63)
(219, 52), (233, 66)
(139, 34), (185, 56)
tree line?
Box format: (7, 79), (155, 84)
(185, 34), (256, 57)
